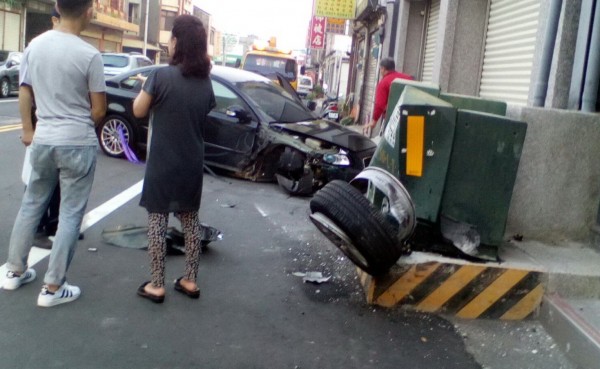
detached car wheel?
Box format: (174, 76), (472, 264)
(309, 180), (403, 276)
(0, 78), (9, 98)
(98, 115), (135, 158)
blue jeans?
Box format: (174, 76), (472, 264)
(6, 144), (97, 286)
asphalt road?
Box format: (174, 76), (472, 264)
(0, 98), (576, 369)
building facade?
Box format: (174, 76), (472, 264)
(348, 0), (600, 244)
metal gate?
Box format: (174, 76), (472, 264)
(421, 0), (440, 83)
(479, 0), (541, 105)
(353, 37), (366, 122)
(361, 30), (380, 125)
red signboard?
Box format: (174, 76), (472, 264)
(309, 16), (326, 49)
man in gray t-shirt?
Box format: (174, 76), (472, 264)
(2, 0), (107, 308)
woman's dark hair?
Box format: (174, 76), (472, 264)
(170, 15), (211, 78)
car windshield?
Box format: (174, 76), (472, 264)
(236, 80), (315, 123)
(102, 55), (129, 68)
(242, 55), (297, 82)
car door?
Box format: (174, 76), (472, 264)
(204, 79), (259, 171)
(6, 53), (21, 91)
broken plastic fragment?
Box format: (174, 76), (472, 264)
(302, 272), (331, 284)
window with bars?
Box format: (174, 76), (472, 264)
(160, 10), (177, 31)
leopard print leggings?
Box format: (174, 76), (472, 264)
(147, 211), (201, 288)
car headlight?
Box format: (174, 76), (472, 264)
(323, 152), (350, 166)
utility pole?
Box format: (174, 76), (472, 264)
(143, 0), (149, 57)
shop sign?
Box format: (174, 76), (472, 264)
(315, 0), (355, 19)
(326, 17), (346, 35)
(309, 16), (326, 49)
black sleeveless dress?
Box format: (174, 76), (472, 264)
(139, 65), (216, 213)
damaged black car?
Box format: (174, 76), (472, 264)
(97, 65), (377, 195)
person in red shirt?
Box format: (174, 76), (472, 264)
(363, 58), (413, 136)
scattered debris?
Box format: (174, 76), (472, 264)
(292, 271), (332, 284)
(220, 203), (236, 208)
(88, 248), (98, 252)
(101, 223), (223, 253)
(512, 234), (524, 241)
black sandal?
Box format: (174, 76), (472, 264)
(137, 281), (165, 303)
(174, 277), (200, 299)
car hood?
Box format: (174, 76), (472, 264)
(272, 120), (377, 152)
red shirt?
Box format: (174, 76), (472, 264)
(372, 71), (413, 122)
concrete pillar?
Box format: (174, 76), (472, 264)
(433, 0), (459, 91)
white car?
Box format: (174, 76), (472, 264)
(101, 52), (153, 78)
(296, 75), (313, 97)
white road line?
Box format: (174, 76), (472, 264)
(0, 180), (144, 288)
(0, 99), (18, 103)
(255, 204), (268, 217)
(80, 180), (143, 232)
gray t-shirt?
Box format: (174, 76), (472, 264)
(20, 30), (106, 146)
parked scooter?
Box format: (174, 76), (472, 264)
(320, 94), (340, 122)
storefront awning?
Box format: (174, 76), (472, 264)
(122, 38), (162, 52)
(92, 12), (139, 33)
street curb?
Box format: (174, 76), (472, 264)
(540, 294), (600, 369)
(356, 252), (545, 320)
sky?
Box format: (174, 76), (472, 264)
(194, 0), (314, 51)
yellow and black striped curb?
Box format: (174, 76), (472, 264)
(357, 260), (545, 320)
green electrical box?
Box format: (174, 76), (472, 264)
(440, 110), (527, 245)
(368, 85), (527, 250)
(438, 92), (507, 117)
(370, 86), (456, 223)
(384, 79), (441, 128)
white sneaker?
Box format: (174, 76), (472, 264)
(37, 282), (81, 307)
(3, 269), (36, 290)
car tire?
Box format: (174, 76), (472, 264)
(97, 115), (135, 158)
(0, 78), (9, 98)
(309, 180), (403, 275)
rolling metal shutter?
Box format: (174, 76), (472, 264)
(1, 11), (20, 51)
(362, 31), (380, 124)
(479, 0), (540, 105)
(421, 0), (440, 83)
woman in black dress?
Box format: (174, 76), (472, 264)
(133, 15), (215, 303)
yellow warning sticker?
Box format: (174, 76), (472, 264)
(406, 116), (424, 177)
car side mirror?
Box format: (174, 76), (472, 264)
(6, 61), (13, 68)
(234, 58), (241, 68)
(226, 105), (251, 123)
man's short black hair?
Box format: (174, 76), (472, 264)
(56, 0), (92, 18)
(51, 5), (60, 19)
(379, 57), (396, 71)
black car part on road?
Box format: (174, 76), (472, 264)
(275, 147), (314, 195)
(309, 180), (405, 275)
